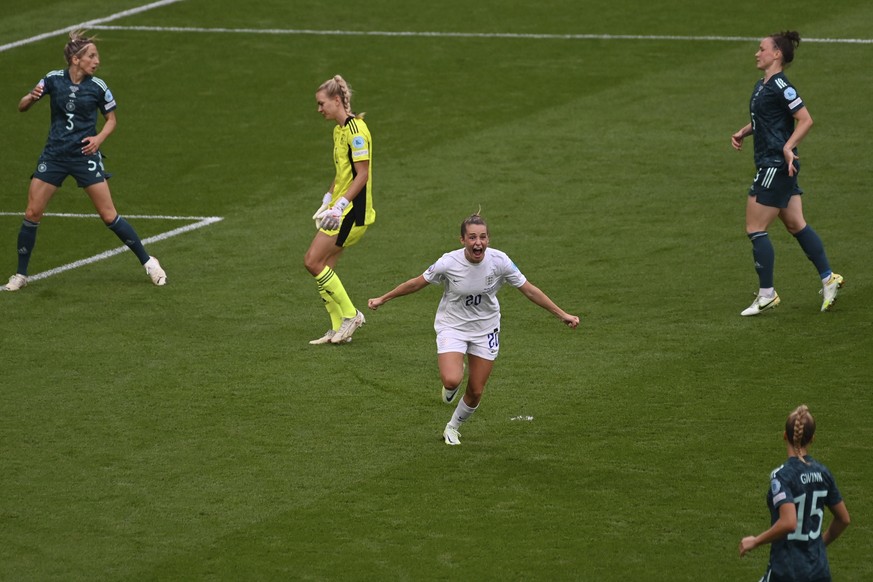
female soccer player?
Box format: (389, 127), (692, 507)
(367, 213), (579, 445)
(731, 31), (841, 316)
(2, 30), (166, 291)
(739, 405), (851, 581)
(304, 75), (374, 344)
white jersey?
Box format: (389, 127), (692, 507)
(422, 247), (527, 337)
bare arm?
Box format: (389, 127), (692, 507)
(516, 280), (579, 328)
(739, 502), (797, 557)
(783, 107), (813, 177)
(18, 83), (45, 112)
(338, 160), (369, 204)
(368, 275), (430, 310)
(731, 122), (753, 151)
(823, 501), (850, 546)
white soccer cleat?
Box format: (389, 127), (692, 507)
(820, 273), (844, 312)
(443, 424), (461, 446)
(331, 310), (365, 344)
(1, 274), (28, 292)
(309, 329), (351, 345)
(144, 256), (167, 286)
(309, 329), (336, 345)
(442, 386), (459, 404)
(741, 292), (780, 316)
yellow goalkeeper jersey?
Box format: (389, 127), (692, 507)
(332, 116), (375, 226)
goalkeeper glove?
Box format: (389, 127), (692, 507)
(320, 197), (349, 231)
(313, 192), (333, 229)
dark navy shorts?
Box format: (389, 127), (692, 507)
(748, 163), (803, 209)
(32, 152), (111, 188)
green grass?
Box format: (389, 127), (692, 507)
(2, 1), (872, 580)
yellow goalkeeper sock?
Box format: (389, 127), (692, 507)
(315, 266), (356, 319)
(318, 288), (344, 330)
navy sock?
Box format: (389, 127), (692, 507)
(107, 215), (150, 264)
(748, 231), (775, 289)
(793, 225), (832, 279)
(16, 219), (40, 276)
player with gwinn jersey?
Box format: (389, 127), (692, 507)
(2, 30), (166, 291)
(740, 405), (851, 581)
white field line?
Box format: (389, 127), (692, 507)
(86, 25), (873, 45)
(0, 0), (187, 53)
(0, 212), (223, 282)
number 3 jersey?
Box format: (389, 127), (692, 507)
(36, 69), (117, 159)
(422, 248), (526, 338)
(765, 456), (842, 581)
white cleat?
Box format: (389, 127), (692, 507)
(820, 273), (844, 312)
(144, 256), (167, 286)
(443, 424), (461, 446)
(1, 273), (28, 292)
(331, 310), (365, 344)
(741, 292), (780, 316)
(442, 386), (459, 404)
(309, 329), (351, 345)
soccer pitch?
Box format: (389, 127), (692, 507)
(1, 0), (871, 579)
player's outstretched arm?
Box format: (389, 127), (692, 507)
(517, 281), (579, 328)
(368, 275), (429, 310)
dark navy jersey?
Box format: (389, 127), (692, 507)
(764, 456), (842, 582)
(749, 72), (805, 168)
(36, 69), (117, 159)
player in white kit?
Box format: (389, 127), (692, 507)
(367, 213), (579, 445)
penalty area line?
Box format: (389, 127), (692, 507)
(0, 0), (187, 53)
(0, 212), (223, 282)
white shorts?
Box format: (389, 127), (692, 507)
(436, 328), (500, 361)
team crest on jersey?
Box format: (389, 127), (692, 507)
(65, 101), (76, 112)
(783, 87), (797, 100)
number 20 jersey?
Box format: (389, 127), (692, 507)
(423, 248), (526, 338)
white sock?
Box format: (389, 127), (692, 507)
(758, 287), (775, 298)
(448, 399), (478, 429)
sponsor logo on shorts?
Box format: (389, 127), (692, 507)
(37, 163), (48, 173)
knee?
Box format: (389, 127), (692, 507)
(303, 255), (323, 276)
(24, 209), (43, 223)
(440, 371), (463, 390)
(786, 221), (807, 236)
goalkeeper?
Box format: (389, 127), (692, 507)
(304, 75), (375, 345)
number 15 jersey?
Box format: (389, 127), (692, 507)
(765, 455), (842, 581)
(423, 248), (527, 338)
